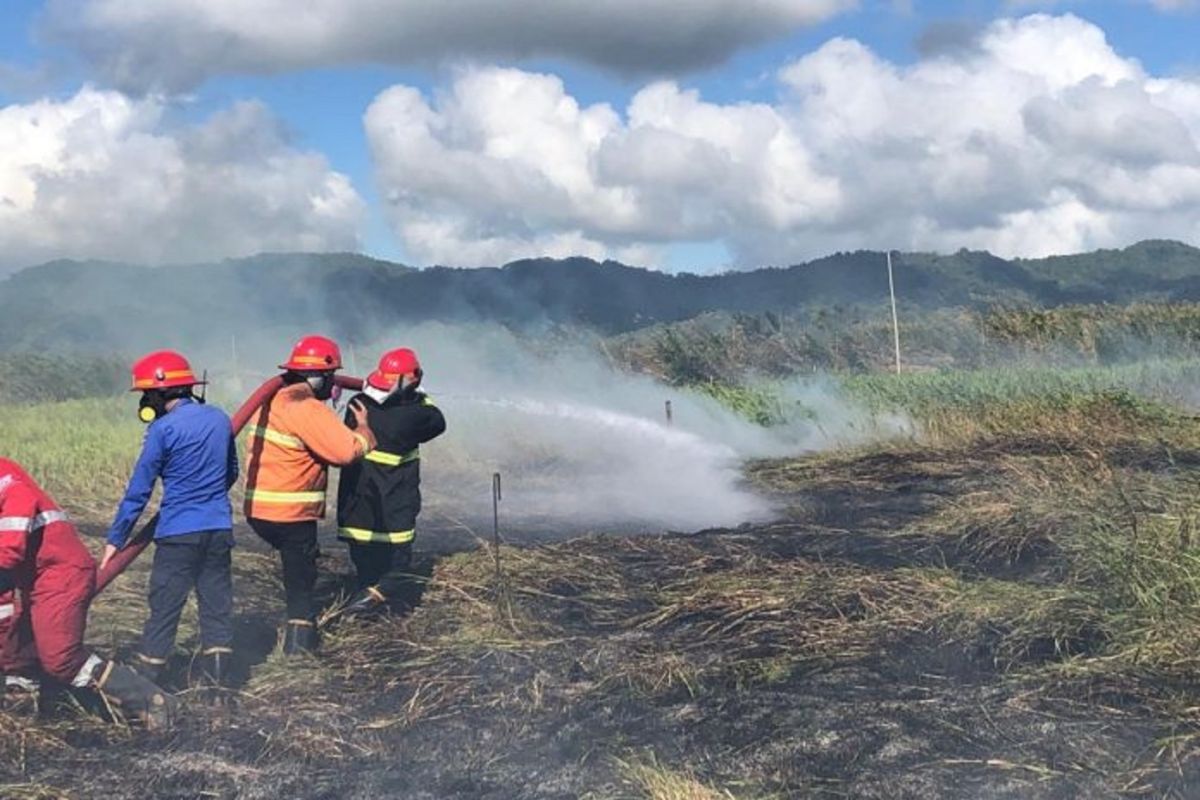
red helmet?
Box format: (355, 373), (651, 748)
(130, 350), (204, 392)
(280, 335), (342, 371)
(367, 348), (421, 390)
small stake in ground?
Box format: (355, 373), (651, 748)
(887, 249), (903, 375)
(492, 471), (503, 588)
(664, 400), (673, 425)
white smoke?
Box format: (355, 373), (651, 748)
(340, 323), (912, 533)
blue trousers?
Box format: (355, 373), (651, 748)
(139, 530), (234, 661)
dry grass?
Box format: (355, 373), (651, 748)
(613, 756), (749, 800)
(9, 362), (1200, 796)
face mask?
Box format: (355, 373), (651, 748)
(138, 392), (167, 424)
(306, 374), (334, 401)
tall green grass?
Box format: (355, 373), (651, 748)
(0, 352), (127, 404)
(0, 398), (142, 517)
(839, 358), (1200, 416)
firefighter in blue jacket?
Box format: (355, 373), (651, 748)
(337, 348), (446, 615)
(100, 350), (239, 686)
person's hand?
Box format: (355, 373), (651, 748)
(350, 398), (369, 430)
(99, 544), (118, 572)
(349, 399), (378, 451)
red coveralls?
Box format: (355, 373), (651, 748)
(0, 459), (100, 686)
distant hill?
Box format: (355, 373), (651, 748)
(1, 241), (1198, 355)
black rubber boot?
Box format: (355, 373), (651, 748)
(2, 671), (40, 715)
(196, 648), (232, 688)
(134, 653), (168, 685)
(96, 661), (177, 730)
(282, 620), (318, 655)
(343, 586), (387, 618)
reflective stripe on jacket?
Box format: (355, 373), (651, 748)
(337, 391), (446, 544)
(244, 383), (373, 523)
(0, 458), (95, 579)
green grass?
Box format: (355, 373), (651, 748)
(0, 352), (127, 404)
(839, 358), (1200, 416)
(835, 358), (1199, 443)
(0, 398), (143, 517)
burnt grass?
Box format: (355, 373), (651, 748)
(6, 436), (1200, 799)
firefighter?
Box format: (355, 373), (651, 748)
(0, 459), (175, 728)
(99, 350), (239, 687)
(337, 348), (446, 616)
(244, 335), (377, 653)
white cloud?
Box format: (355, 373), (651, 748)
(43, 0), (856, 92)
(364, 13), (1200, 268)
(0, 88), (364, 271)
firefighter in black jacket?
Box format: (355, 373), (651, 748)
(338, 348), (446, 614)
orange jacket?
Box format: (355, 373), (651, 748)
(243, 383), (375, 522)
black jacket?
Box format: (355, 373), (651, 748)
(336, 390), (446, 544)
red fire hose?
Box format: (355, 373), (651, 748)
(93, 373), (365, 594)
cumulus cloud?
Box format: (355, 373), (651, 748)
(42, 0), (856, 93)
(364, 13), (1200, 268)
(0, 88), (364, 271)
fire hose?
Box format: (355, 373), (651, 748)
(93, 373), (365, 595)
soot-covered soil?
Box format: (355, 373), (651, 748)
(4, 439), (1200, 799)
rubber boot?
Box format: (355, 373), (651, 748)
(282, 620), (318, 655)
(134, 653), (168, 685)
(0, 670), (37, 715)
(96, 661), (177, 730)
(343, 586), (387, 618)
(200, 648), (231, 688)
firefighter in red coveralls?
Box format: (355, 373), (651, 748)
(0, 458), (175, 728)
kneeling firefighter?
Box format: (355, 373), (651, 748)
(338, 348), (446, 615)
(100, 350), (239, 688)
(0, 459), (175, 728)
(244, 335), (376, 653)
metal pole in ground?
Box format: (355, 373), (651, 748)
(887, 250), (902, 375)
(492, 472), (503, 589)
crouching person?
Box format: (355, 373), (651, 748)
(338, 348), (446, 615)
(100, 350), (238, 687)
(0, 459), (175, 728)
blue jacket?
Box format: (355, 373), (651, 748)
(106, 399), (238, 548)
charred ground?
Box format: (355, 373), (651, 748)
(6, 398), (1200, 799)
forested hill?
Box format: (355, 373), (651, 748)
(1, 241), (1198, 353)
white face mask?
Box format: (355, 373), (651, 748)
(305, 373), (335, 400)
(363, 383), (395, 404)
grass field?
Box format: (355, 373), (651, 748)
(6, 342), (1200, 796)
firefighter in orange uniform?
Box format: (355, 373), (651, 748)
(244, 335), (377, 654)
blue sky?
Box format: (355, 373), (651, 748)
(1, 0), (1198, 272)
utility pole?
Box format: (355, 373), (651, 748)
(887, 250), (902, 375)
